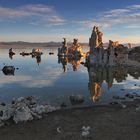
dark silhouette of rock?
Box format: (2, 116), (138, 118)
(2, 66), (15, 75)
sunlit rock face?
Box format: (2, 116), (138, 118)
(58, 38), (68, 57)
(32, 48), (43, 57)
(58, 38), (85, 58)
(68, 39), (83, 57)
(88, 26), (129, 67)
(59, 38), (68, 56)
(88, 26), (104, 66)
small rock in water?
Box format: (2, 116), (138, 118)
(112, 95), (125, 100)
(133, 93), (140, 98)
(121, 89), (125, 91)
(1, 103), (6, 106)
(109, 102), (119, 105)
(2, 66), (15, 75)
(69, 95), (84, 105)
(125, 94), (134, 98)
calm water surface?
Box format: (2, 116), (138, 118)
(0, 47), (140, 106)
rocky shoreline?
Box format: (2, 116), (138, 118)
(0, 96), (60, 127)
(0, 98), (140, 140)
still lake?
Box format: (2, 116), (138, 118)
(0, 47), (140, 106)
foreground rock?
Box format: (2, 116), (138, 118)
(0, 96), (60, 127)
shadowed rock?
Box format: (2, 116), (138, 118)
(2, 66), (15, 75)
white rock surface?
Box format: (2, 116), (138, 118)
(81, 126), (90, 137)
(0, 96), (60, 126)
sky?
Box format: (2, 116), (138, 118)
(0, 0), (140, 43)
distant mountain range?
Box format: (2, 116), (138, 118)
(1, 41), (61, 46)
(0, 41), (89, 48)
(0, 41), (139, 48)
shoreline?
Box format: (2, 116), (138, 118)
(0, 99), (140, 140)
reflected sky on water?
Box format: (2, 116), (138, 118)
(0, 47), (140, 106)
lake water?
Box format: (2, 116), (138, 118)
(0, 47), (140, 107)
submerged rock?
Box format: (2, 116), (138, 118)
(125, 94), (134, 98)
(69, 95), (84, 105)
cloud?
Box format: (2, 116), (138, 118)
(0, 4), (66, 26)
(128, 4), (140, 9)
(44, 16), (67, 26)
(75, 4), (140, 30)
(124, 24), (140, 29)
(104, 9), (130, 17)
(0, 75), (32, 85)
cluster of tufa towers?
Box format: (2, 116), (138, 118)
(88, 25), (128, 66)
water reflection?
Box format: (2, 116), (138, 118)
(58, 56), (82, 72)
(0, 48), (140, 106)
(88, 66), (140, 103)
(35, 55), (42, 65)
(19, 50), (42, 65)
(9, 54), (14, 59)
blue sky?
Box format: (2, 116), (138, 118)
(0, 0), (140, 43)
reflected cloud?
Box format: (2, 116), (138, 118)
(22, 79), (53, 88)
(58, 56), (83, 72)
(0, 75), (32, 85)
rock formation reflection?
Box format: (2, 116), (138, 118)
(87, 66), (140, 103)
(36, 55), (41, 65)
(9, 54), (13, 59)
(58, 57), (68, 72)
(58, 57), (82, 72)
(9, 48), (15, 59)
